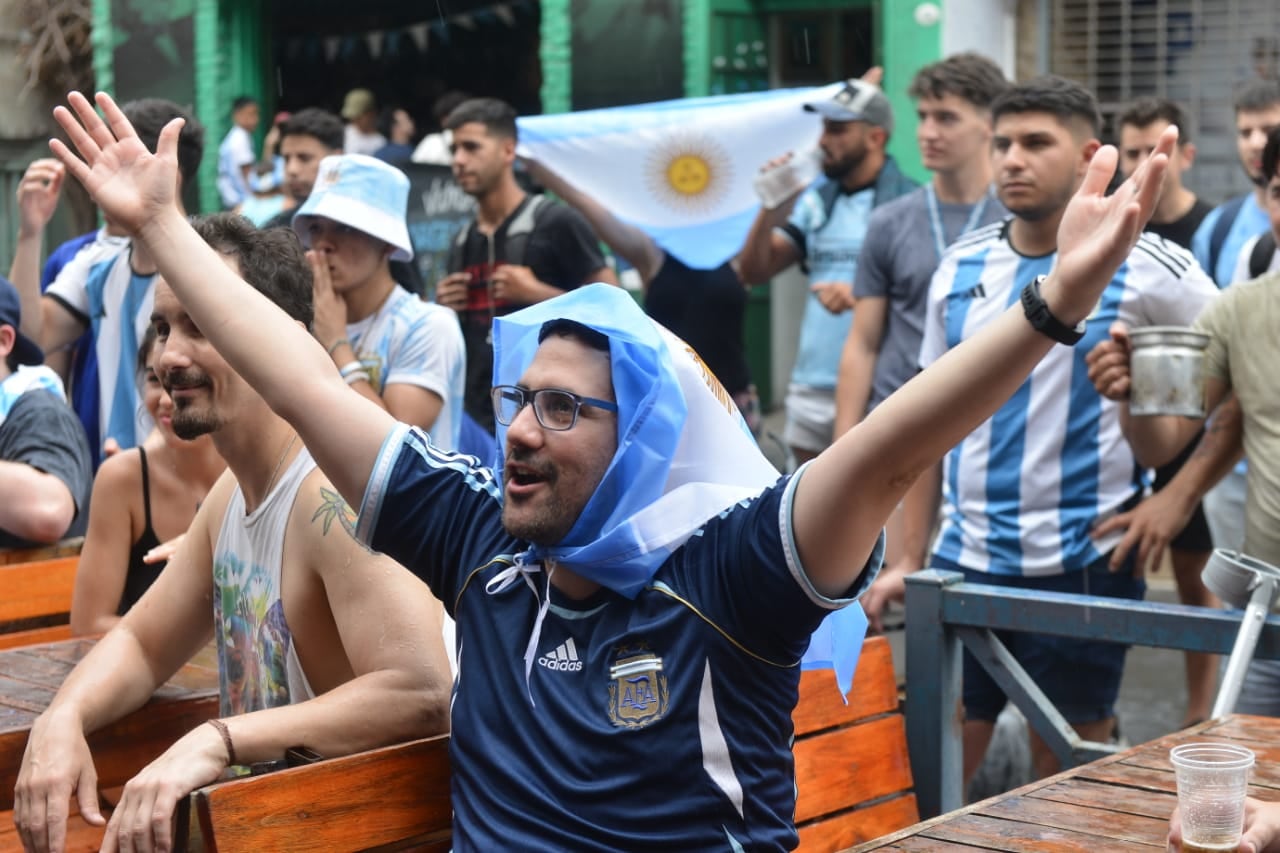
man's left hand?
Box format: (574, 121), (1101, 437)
(811, 281), (855, 314)
(99, 723), (229, 853)
(490, 264), (544, 305)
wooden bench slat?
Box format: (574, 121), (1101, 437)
(793, 636), (898, 736)
(0, 626), (73, 652)
(0, 811), (105, 852)
(796, 793), (919, 852)
(0, 557), (79, 624)
(794, 714), (914, 824)
(194, 734), (451, 853)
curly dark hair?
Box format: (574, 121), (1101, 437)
(908, 53), (1008, 110)
(190, 213), (314, 331)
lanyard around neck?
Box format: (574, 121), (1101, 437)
(926, 183), (993, 260)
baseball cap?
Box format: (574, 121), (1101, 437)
(803, 80), (894, 133)
(341, 88), (376, 121)
(293, 154), (414, 261)
(0, 276), (43, 367)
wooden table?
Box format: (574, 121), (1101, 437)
(851, 715), (1280, 851)
(0, 637), (220, 812)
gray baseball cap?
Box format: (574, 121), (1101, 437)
(803, 80), (894, 134)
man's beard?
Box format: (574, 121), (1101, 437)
(823, 148), (866, 181)
(172, 404), (221, 440)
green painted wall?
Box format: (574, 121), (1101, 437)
(91, 0), (114, 93)
(880, 0), (939, 183)
(540, 0), (572, 113)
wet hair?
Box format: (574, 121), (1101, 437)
(122, 98), (204, 184)
(190, 213), (314, 330)
(908, 52), (1008, 110)
(991, 75), (1102, 138)
(278, 108), (344, 152)
(1264, 127), (1280, 184)
(1119, 97), (1193, 144)
(231, 96), (257, 114)
(1236, 79), (1280, 115)
(538, 318), (610, 354)
(444, 97), (518, 142)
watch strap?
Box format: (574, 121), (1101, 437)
(1020, 275), (1086, 345)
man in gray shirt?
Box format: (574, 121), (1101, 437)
(832, 53), (1009, 627)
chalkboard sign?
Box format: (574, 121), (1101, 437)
(402, 163), (476, 299)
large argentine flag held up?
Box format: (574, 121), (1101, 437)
(516, 84), (842, 269)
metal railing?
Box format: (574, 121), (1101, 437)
(903, 568), (1280, 818)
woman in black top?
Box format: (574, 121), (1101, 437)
(70, 328), (226, 634)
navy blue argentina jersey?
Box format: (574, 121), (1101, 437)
(919, 221), (1218, 577)
(356, 424), (879, 851)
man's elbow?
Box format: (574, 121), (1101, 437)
(10, 492), (76, 544)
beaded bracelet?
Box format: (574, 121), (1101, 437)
(344, 370), (371, 386)
(206, 718), (237, 765)
(326, 337), (351, 357)
(337, 360), (364, 379)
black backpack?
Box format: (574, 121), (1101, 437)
(1248, 231), (1277, 279)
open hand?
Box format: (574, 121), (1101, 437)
(16, 159), (65, 237)
(1047, 125), (1175, 321)
(1085, 321), (1133, 401)
(1091, 485), (1195, 576)
(49, 91), (182, 236)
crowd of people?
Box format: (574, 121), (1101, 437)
(2, 51), (1280, 853)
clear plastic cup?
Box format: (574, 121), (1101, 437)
(1170, 742), (1255, 852)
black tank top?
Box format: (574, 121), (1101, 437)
(117, 448), (164, 615)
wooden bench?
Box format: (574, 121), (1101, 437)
(186, 734), (453, 852)
(186, 636), (913, 853)
(792, 634), (918, 851)
(0, 538), (83, 651)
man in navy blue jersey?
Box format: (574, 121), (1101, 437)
(46, 88), (1181, 851)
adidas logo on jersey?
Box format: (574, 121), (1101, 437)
(538, 638), (583, 672)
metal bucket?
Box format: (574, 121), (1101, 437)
(1202, 549), (1280, 609)
(1129, 326), (1210, 417)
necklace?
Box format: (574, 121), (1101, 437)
(926, 184), (993, 260)
(262, 433), (298, 500)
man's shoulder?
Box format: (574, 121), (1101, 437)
(867, 187), (927, 224)
(947, 219), (1008, 258)
(529, 195), (590, 230)
(1127, 232), (1200, 281)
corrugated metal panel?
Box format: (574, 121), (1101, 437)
(1051, 0), (1280, 203)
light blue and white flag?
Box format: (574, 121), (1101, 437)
(516, 85), (841, 269)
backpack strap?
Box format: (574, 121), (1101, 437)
(1207, 195), (1248, 282)
(1248, 231), (1277, 280)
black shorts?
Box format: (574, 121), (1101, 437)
(1151, 429), (1213, 553)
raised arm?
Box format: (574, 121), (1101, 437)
(50, 92), (394, 508)
(736, 189), (801, 284)
(791, 128), (1179, 598)
(523, 159), (666, 284)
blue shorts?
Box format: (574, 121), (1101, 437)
(961, 555), (1146, 725)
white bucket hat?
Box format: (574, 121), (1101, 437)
(293, 154), (414, 261)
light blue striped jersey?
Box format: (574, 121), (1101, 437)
(919, 221), (1219, 576)
(346, 286), (466, 453)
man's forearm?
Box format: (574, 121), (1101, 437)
(899, 462), (941, 571)
(1119, 406), (1202, 469)
(9, 229), (46, 341)
(1163, 394), (1245, 508)
(0, 462), (75, 544)
(39, 625), (167, 736)
(217, 669), (449, 764)
(736, 207), (791, 284)
(833, 341), (875, 439)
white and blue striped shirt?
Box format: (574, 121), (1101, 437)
(919, 221), (1218, 576)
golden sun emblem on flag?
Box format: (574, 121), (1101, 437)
(645, 134), (733, 214)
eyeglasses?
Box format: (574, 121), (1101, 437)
(491, 384), (618, 431)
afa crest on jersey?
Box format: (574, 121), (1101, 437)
(607, 645), (669, 729)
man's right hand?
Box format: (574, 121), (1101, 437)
(14, 709), (105, 853)
(16, 159), (65, 238)
(49, 91), (181, 237)
(1091, 483), (1196, 576)
(860, 561), (916, 633)
(434, 272), (472, 311)
(1085, 321), (1133, 402)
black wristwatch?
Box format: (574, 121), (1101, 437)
(1020, 275), (1086, 345)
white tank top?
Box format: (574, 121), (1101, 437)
(213, 444), (318, 716)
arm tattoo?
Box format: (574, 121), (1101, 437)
(312, 487), (360, 541)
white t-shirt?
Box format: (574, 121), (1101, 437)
(344, 125), (387, 157)
(346, 285), (466, 451)
(920, 224), (1218, 577)
(217, 125), (256, 208)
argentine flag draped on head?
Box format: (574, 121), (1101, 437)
(493, 284), (870, 697)
(515, 84), (842, 269)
